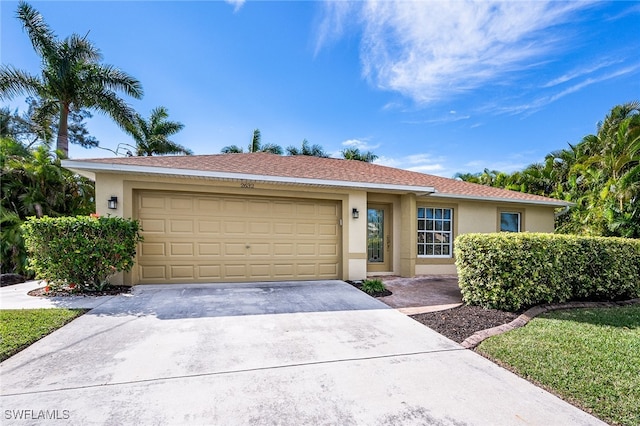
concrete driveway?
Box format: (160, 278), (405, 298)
(0, 281), (603, 425)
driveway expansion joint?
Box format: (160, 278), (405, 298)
(1, 347), (466, 398)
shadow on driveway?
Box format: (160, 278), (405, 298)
(90, 280), (390, 320)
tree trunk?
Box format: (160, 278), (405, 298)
(57, 103), (70, 158)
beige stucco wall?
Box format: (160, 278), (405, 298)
(413, 197), (557, 276)
(92, 171), (559, 284)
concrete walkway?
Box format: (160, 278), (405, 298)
(0, 281), (604, 425)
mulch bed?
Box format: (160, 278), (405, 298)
(410, 305), (520, 343)
(346, 280), (393, 297)
(28, 286), (132, 297)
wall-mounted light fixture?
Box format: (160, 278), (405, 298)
(107, 196), (118, 210)
(352, 208), (359, 219)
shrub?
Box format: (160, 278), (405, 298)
(455, 233), (640, 311)
(361, 278), (386, 295)
(22, 216), (143, 292)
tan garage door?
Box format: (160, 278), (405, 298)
(135, 191), (341, 283)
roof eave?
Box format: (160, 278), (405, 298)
(61, 160), (437, 194)
(427, 192), (573, 207)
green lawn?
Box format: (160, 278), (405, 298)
(0, 309), (86, 362)
(478, 305), (640, 426)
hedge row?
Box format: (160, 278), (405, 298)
(22, 216), (142, 292)
(454, 233), (640, 311)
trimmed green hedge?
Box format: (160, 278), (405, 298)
(455, 233), (640, 311)
(22, 216), (142, 292)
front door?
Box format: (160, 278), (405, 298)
(367, 204), (392, 273)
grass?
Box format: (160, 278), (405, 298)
(478, 305), (640, 426)
(0, 309), (86, 362)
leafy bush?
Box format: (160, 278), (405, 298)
(22, 216), (142, 292)
(1, 139), (95, 275)
(361, 278), (386, 295)
(455, 233), (640, 311)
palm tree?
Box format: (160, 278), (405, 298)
(0, 1), (143, 157)
(126, 107), (192, 156)
(286, 139), (328, 157)
(220, 145), (244, 154)
(247, 129), (282, 154)
(341, 148), (378, 162)
(221, 128), (283, 154)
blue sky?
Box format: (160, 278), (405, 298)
(2, 1), (639, 178)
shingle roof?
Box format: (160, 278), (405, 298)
(64, 153), (568, 206)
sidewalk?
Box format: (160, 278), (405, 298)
(0, 281), (118, 310)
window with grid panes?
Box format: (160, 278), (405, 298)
(417, 207), (453, 257)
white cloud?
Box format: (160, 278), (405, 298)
(491, 63), (640, 116)
(317, 0), (594, 105)
(404, 113), (471, 125)
(224, 0), (245, 13)
(341, 138), (380, 150)
(463, 159), (529, 174)
(374, 153), (451, 177)
(542, 59), (623, 88)
(314, 1), (358, 56)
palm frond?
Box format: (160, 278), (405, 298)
(16, 1), (58, 60)
(0, 66), (44, 100)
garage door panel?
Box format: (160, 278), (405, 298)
(197, 198), (221, 213)
(225, 264), (248, 278)
(170, 243), (193, 256)
(318, 204), (339, 216)
(140, 219), (165, 233)
(274, 243), (294, 256)
(296, 203), (316, 216)
(169, 220), (193, 233)
(273, 202), (295, 216)
(223, 200), (246, 215)
(198, 243), (221, 256)
(297, 223), (316, 235)
(297, 244), (316, 256)
(319, 263), (339, 276)
(141, 242), (166, 256)
(198, 220), (221, 234)
(297, 264), (317, 276)
(198, 265), (222, 280)
(136, 191), (341, 283)
(140, 195), (165, 210)
(274, 223), (294, 235)
(274, 264), (295, 277)
(140, 265), (166, 280)
(250, 222), (271, 234)
(249, 264), (271, 278)
(170, 265), (194, 279)
(170, 197), (193, 211)
(318, 224), (338, 237)
(248, 200), (270, 214)
(250, 243), (271, 256)
(319, 244), (338, 256)
(224, 243), (247, 256)
(224, 221), (246, 234)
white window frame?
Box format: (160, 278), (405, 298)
(417, 207), (453, 258)
(500, 211), (521, 232)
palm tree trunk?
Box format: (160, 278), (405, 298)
(57, 103), (70, 158)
